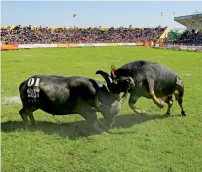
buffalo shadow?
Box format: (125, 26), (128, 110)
(1, 113), (168, 139)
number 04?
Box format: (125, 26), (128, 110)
(27, 78), (40, 87)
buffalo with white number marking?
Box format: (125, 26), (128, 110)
(96, 60), (187, 117)
(18, 74), (134, 134)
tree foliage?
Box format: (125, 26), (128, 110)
(168, 30), (182, 41)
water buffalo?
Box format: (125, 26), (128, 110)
(96, 60), (187, 117)
(18, 74), (134, 134)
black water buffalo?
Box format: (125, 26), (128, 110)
(18, 74), (134, 134)
(96, 60), (187, 117)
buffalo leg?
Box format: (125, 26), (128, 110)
(164, 95), (173, 117)
(129, 94), (145, 115)
(147, 79), (165, 109)
(19, 108), (30, 129)
(174, 90), (186, 116)
(80, 111), (108, 135)
(97, 119), (110, 130)
(28, 113), (37, 127)
(92, 120), (108, 135)
(19, 107), (37, 128)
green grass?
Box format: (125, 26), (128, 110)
(1, 47), (202, 172)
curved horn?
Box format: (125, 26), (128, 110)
(119, 90), (128, 106)
(111, 65), (116, 78)
(96, 70), (113, 87)
(95, 89), (102, 109)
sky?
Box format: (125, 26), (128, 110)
(1, 0), (202, 29)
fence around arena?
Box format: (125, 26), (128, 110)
(0, 41), (153, 51)
(154, 43), (202, 52)
(1, 42), (201, 52)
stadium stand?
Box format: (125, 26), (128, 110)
(168, 12), (202, 45)
(174, 30), (202, 45)
(1, 25), (166, 44)
(174, 13), (202, 31)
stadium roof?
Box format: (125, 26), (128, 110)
(174, 13), (202, 30)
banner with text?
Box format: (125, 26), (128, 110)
(155, 44), (202, 52)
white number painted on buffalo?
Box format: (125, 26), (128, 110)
(27, 88), (39, 98)
(27, 77), (40, 101)
(27, 78), (40, 87)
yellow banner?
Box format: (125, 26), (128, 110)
(107, 43), (118, 46)
(57, 44), (69, 48)
(68, 44), (78, 47)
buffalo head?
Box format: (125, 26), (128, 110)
(95, 70), (134, 93)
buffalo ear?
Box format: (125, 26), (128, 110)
(126, 77), (134, 83)
(122, 77), (135, 90)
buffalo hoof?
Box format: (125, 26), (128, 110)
(31, 123), (38, 128)
(181, 111), (186, 116)
(134, 109), (147, 115)
(139, 110), (147, 115)
(107, 123), (114, 129)
(101, 132), (109, 135)
(24, 123), (37, 131)
(156, 100), (165, 109)
(163, 112), (171, 117)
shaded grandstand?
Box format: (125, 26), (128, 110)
(174, 12), (202, 31)
(166, 12), (202, 45)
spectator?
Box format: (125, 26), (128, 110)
(1, 25), (166, 44)
(165, 29), (202, 46)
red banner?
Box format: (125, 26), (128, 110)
(159, 44), (167, 48)
(144, 41), (153, 47)
(0, 44), (19, 51)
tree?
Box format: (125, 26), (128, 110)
(168, 30), (182, 41)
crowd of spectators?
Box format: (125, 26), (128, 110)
(1, 25), (166, 44)
(175, 30), (202, 45)
(165, 29), (202, 46)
